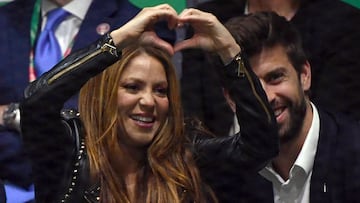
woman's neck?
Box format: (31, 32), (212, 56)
(124, 169), (141, 202)
(88, 146), (144, 202)
(247, 0), (300, 20)
(111, 144), (146, 197)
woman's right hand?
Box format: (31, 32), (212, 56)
(110, 4), (178, 55)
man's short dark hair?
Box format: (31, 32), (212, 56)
(225, 11), (307, 74)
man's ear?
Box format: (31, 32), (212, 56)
(300, 60), (311, 91)
(223, 88), (236, 113)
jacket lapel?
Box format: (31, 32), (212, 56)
(310, 109), (337, 202)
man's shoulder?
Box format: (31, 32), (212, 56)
(317, 107), (360, 150)
(318, 107), (360, 129)
(0, 0), (34, 21)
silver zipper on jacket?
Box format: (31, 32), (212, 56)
(48, 42), (118, 85)
(235, 54), (272, 123)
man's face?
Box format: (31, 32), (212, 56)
(249, 45), (311, 143)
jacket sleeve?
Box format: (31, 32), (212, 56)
(19, 33), (120, 203)
(191, 52), (279, 174)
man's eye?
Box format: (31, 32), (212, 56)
(267, 72), (284, 83)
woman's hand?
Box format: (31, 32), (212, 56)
(174, 8), (241, 64)
(110, 5), (241, 62)
(110, 4), (178, 55)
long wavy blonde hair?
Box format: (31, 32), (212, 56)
(79, 45), (216, 203)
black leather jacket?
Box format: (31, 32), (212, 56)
(20, 34), (278, 203)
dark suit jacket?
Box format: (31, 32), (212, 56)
(0, 180), (5, 203)
(181, 0), (360, 136)
(235, 108), (360, 203)
(0, 0), (175, 188)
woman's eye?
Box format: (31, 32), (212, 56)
(124, 84), (139, 92)
(155, 87), (168, 96)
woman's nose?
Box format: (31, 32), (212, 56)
(139, 91), (155, 107)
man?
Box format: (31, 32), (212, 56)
(181, 0), (360, 137)
(223, 12), (360, 202)
(0, 0), (175, 201)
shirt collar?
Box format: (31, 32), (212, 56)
(294, 102), (320, 175)
(42, 0), (93, 20)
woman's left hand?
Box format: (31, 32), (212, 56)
(174, 8), (241, 64)
(110, 4), (178, 55)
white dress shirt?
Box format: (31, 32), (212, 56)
(259, 102), (320, 203)
(41, 0), (92, 55)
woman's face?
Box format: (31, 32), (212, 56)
(117, 53), (169, 148)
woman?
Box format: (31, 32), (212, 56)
(20, 4), (278, 203)
(79, 45), (214, 203)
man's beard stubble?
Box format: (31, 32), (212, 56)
(278, 96), (307, 144)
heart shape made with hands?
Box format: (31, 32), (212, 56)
(135, 21), (191, 55)
(126, 4), (238, 61)
(142, 20), (224, 57)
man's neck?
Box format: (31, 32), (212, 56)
(247, 0), (300, 20)
(272, 136), (305, 180)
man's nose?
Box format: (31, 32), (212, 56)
(261, 82), (275, 102)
